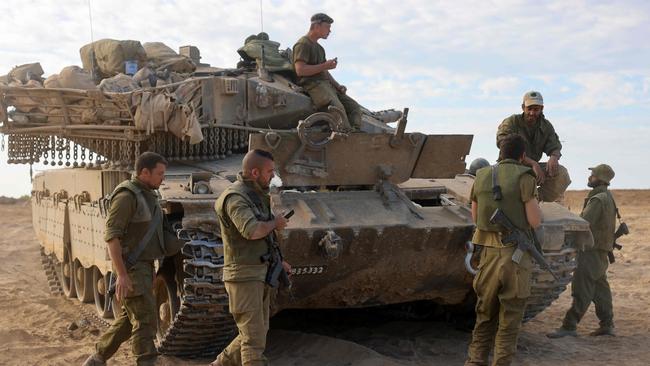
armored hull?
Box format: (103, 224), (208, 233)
(2, 44), (593, 357)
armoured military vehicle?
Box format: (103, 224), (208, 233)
(0, 37), (593, 357)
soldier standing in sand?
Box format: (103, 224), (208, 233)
(210, 149), (291, 366)
(548, 164), (618, 338)
(83, 152), (184, 366)
(465, 134), (542, 366)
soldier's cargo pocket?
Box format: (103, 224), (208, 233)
(125, 262), (154, 298)
(515, 256), (533, 299)
(225, 281), (265, 314)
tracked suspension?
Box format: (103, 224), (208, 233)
(156, 229), (237, 357)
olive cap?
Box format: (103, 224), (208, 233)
(523, 91), (544, 107)
(589, 164), (615, 184)
(311, 13), (334, 24)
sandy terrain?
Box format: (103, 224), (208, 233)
(0, 190), (648, 365)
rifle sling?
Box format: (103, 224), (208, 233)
(124, 205), (162, 269)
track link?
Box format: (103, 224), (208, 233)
(156, 233), (237, 358)
(523, 247), (577, 321)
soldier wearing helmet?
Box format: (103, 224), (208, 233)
(548, 164), (618, 338)
(496, 91), (571, 202)
(292, 13), (362, 130)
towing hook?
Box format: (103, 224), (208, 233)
(464, 241), (478, 275)
(319, 230), (343, 259)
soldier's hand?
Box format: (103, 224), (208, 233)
(324, 58), (338, 70)
(282, 261), (292, 279)
(274, 215), (288, 231)
(532, 162), (546, 185)
(115, 273), (133, 302)
(547, 155), (559, 177)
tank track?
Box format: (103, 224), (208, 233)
(39, 248), (112, 328)
(156, 230), (237, 358)
(523, 247), (577, 321)
(40, 247), (63, 296)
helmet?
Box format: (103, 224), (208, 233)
(468, 158), (490, 176)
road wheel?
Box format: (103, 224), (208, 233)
(153, 273), (179, 342)
(93, 268), (113, 318)
(59, 245), (76, 298)
(73, 259), (94, 303)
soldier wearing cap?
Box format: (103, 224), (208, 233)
(465, 134), (542, 366)
(292, 13), (362, 130)
(548, 164), (618, 338)
(496, 91), (571, 202)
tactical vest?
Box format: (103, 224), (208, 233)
(474, 160), (534, 233)
(109, 180), (165, 261)
(582, 187), (616, 252)
(216, 180), (272, 267)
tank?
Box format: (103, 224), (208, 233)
(0, 37), (593, 358)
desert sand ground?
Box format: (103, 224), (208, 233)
(0, 190), (648, 366)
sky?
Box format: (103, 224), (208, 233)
(1, 0), (649, 197)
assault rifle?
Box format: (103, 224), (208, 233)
(608, 222), (629, 264)
(489, 208), (559, 281)
(261, 232), (291, 289)
(260, 210), (293, 289)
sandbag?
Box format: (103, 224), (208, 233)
(143, 42), (196, 73)
(58, 66), (97, 90)
(133, 66), (156, 87)
(99, 73), (139, 93)
(0, 74), (9, 86)
(133, 87), (203, 143)
(80, 39), (147, 79)
(8, 63), (44, 83)
(43, 74), (62, 88)
(8, 79), (44, 114)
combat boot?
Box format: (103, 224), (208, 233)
(82, 353), (106, 366)
(546, 327), (578, 338)
(590, 326), (616, 336)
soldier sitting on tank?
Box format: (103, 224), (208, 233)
(83, 152), (185, 366)
(496, 91), (571, 202)
(465, 133), (542, 366)
(292, 12), (362, 131)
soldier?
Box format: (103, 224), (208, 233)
(83, 152), (184, 366)
(292, 12), (362, 130)
(210, 149), (291, 366)
(547, 164), (617, 338)
(496, 91), (571, 202)
(465, 134), (542, 366)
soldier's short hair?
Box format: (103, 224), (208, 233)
(135, 152), (168, 175)
(311, 13), (334, 25)
(499, 134), (526, 161)
(252, 149), (274, 161)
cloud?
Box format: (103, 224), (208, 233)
(0, 0), (649, 194)
(558, 72), (649, 110)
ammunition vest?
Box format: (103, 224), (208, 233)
(216, 179), (272, 267)
(582, 186), (616, 252)
(109, 179), (165, 261)
(474, 160), (534, 233)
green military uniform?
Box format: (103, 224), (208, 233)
(497, 113), (570, 202)
(214, 173), (274, 366)
(292, 35), (361, 130)
(561, 183), (616, 331)
(95, 178), (183, 366)
(465, 159), (537, 366)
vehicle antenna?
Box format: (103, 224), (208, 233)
(259, 0), (264, 32)
(87, 0), (96, 81)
